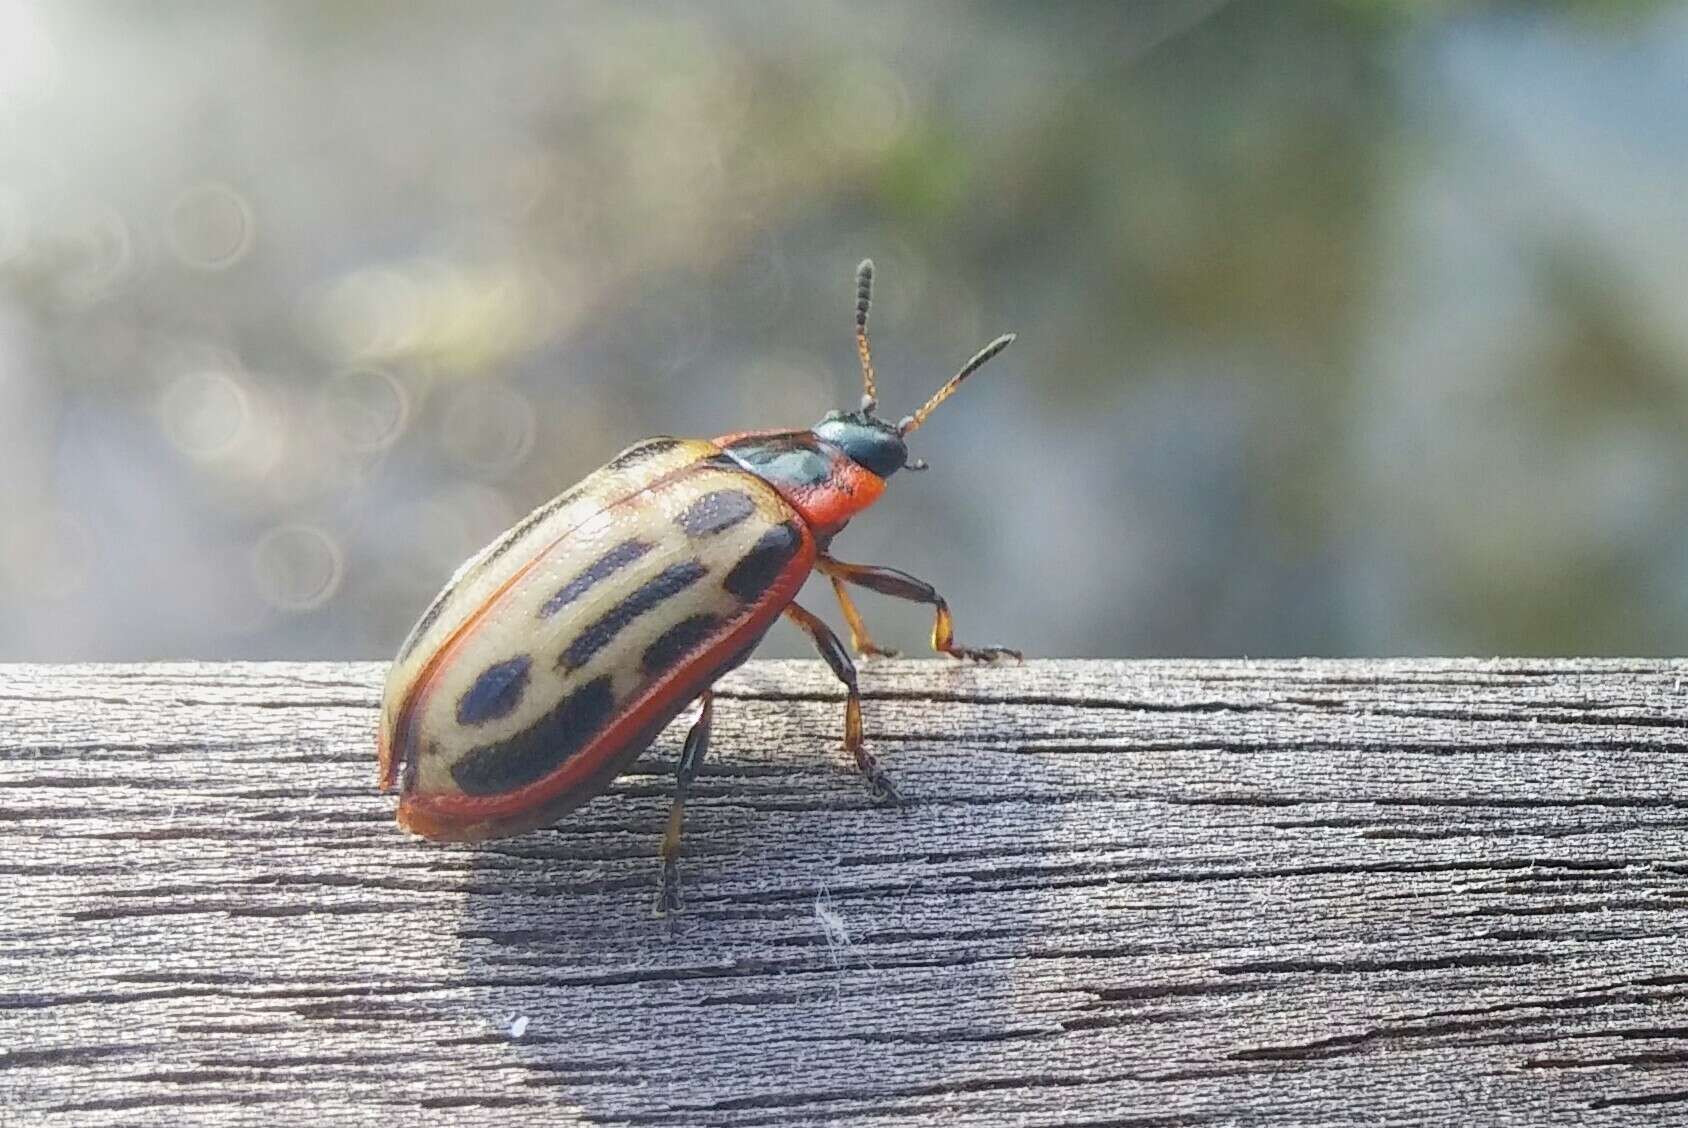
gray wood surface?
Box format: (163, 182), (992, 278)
(3, 659), (1688, 1126)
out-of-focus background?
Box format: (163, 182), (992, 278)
(2, 1), (1685, 661)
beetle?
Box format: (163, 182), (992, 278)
(378, 259), (1019, 910)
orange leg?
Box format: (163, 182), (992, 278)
(783, 601), (901, 804)
(657, 690), (712, 914)
(817, 555), (1021, 663)
(827, 576), (900, 658)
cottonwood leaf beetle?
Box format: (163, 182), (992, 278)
(379, 260), (1020, 911)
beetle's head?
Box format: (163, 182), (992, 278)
(813, 410), (910, 479)
(828, 258), (1015, 480)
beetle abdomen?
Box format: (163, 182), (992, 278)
(379, 446), (814, 841)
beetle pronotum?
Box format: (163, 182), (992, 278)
(379, 260), (1019, 910)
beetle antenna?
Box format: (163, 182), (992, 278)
(854, 259), (878, 415)
(897, 332), (1015, 436)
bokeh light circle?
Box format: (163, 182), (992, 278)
(437, 380), (536, 476)
(167, 182), (255, 270)
(635, 287), (712, 376)
(309, 268), (424, 359)
(160, 370), (251, 460)
(830, 61), (910, 160)
(317, 365), (410, 453)
(54, 201), (133, 304)
(251, 524), (344, 612)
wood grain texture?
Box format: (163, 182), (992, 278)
(3, 658), (1688, 1126)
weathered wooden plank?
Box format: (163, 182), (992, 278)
(2, 659), (1687, 1126)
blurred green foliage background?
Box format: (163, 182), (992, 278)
(2, 1), (1685, 660)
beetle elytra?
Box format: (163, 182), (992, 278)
(378, 259), (1019, 910)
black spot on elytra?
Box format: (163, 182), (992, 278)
(455, 655), (532, 726)
(674, 489), (756, 538)
(560, 561), (709, 671)
(450, 675), (617, 795)
(641, 613), (721, 677)
(723, 522), (802, 600)
(607, 437), (682, 471)
(538, 538), (653, 618)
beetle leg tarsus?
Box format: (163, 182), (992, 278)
(859, 754), (903, 805)
(819, 555), (1021, 664)
(845, 691), (903, 805)
(656, 691), (714, 915)
(784, 600), (903, 802)
(933, 600), (1021, 662)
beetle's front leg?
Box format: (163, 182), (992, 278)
(783, 601), (901, 804)
(657, 690), (713, 915)
(817, 555), (1021, 663)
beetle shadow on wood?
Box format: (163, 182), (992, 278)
(448, 666), (1036, 1119)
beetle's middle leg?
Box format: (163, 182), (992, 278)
(827, 576), (899, 659)
(783, 601), (901, 804)
(657, 690), (712, 914)
(817, 555), (1021, 663)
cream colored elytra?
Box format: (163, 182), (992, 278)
(377, 436), (813, 840)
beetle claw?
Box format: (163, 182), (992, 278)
(656, 861), (684, 915)
(866, 768), (904, 807)
(947, 644), (1023, 664)
(858, 644), (900, 659)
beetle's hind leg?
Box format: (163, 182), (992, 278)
(817, 555), (1021, 663)
(783, 601), (901, 805)
(657, 691), (713, 915)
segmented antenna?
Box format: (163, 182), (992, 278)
(898, 333), (1016, 436)
(854, 259), (878, 413)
